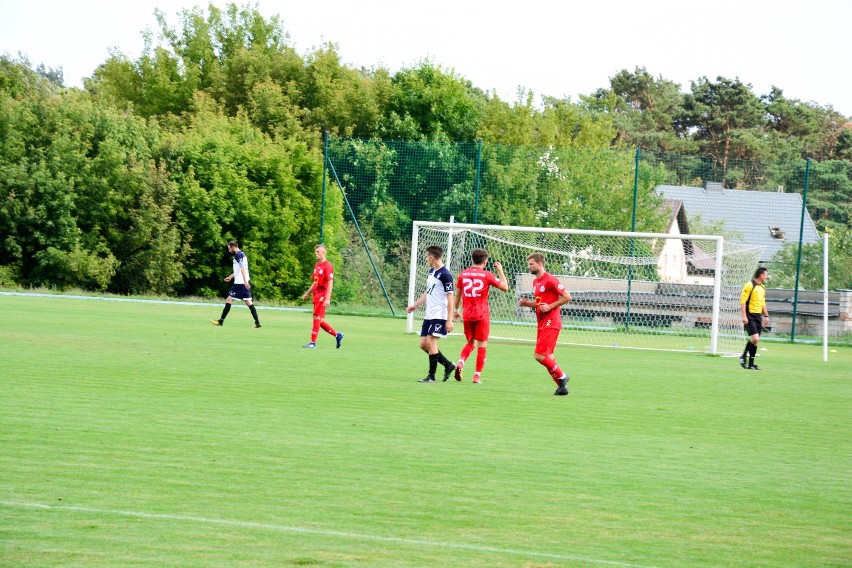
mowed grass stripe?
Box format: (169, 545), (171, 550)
(1, 295), (850, 567)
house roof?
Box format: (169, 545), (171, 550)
(654, 185), (821, 262)
(660, 198), (689, 234)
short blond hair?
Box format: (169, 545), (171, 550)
(527, 252), (545, 264)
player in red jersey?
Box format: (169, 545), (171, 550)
(300, 244), (344, 349)
(451, 248), (509, 383)
(517, 252), (572, 395)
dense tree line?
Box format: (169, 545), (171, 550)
(1, 3), (850, 297)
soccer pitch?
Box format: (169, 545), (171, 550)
(1, 295), (849, 567)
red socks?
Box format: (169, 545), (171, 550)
(539, 355), (564, 384)
(311, 320), (337, 343)
(459, 343), (475, 366)
(475, 347), (487, 374)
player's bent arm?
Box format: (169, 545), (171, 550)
(548, 291), (572, 311)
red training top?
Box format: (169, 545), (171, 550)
(311, 260), (334, 303)
(456, 266), (502, 321)
(532, 272), (567, 330)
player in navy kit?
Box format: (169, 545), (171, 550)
(210, 241), (261, 328)
(405, 246), (456, 383)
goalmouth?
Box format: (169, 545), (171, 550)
(408, 221), (764, 356)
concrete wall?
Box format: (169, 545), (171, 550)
(768, 289), (851, 336)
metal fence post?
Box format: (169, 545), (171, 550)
(791, 158), (810, 342)
(474, 138), (482, 224)
(320, 130), (329, 243)
(625, 147), (641, 329)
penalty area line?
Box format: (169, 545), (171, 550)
(0, 500), (664, 568)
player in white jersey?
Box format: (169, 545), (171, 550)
(210, 241), (261, 328)
(405, 245), (456, 383)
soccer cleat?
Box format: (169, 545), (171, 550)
(253, 323), (262, 328)
(473, 375), (481, 384)
(303, 342), (317, 349)
(739, 355), (747, 369)
(748, 364), (761, 371)
(442, 363), (456, 382)
(336, 332), (344, 349)
(418, 375), (436, 383)
(210, 319), (222, 326)
(454, 365), (463, 382)
(554, 376), (570, 396)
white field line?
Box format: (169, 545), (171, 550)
(0, 291), (308, 312)
(0, 501), (664, 568)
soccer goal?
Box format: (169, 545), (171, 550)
(407, 221), (764, 356)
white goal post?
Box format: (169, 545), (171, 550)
(407, 221), (764, 356)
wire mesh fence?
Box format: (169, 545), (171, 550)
(321, 134), (850, 342)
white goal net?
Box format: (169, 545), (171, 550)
(407, 221), (764, 356)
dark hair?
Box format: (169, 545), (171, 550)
(527, 252), (545, 264)
(753, 267), (767, 280)
(426, 245), (443, 260)
(227, 240), (239, 248)
(471, 248), (488, 265)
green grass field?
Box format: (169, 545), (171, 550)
(1, 294), (849, 567)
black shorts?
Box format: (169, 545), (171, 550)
(420, 319), (448, 338)
(744, 314), (763, 336)
(228, 283), (252, 301)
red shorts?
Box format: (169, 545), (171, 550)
(463, 319), (490, 342)
(312, 301), (327, 318)
(534, 326), (561, 355)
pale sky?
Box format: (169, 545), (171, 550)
(1, 0), (851, 117)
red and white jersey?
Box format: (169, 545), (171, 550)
(532, 272), (567, 330)
(311, 260), (334, 303)
(456, 266), (502, 322)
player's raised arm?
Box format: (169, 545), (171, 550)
(493, 261), (509, 292)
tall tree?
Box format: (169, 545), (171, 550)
(681, 76), (768, 172)
(763, 86), (851, 160)
(584, 67), (692, 153)
(158, 93), (323, 300)
(380, 60), (487, 142)
(478, 89), (616, 149)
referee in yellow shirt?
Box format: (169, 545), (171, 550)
(739, 267), (770, 370)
